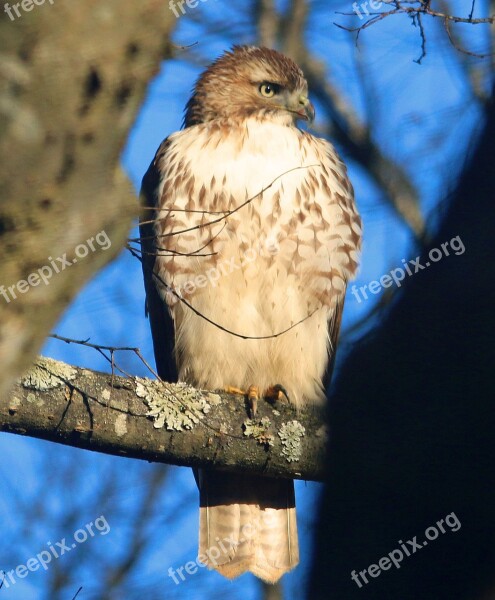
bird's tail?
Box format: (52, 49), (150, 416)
(197, 469), (299, 584)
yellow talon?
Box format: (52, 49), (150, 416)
(247, 385), (259, 418)
(264, 384), (290, 404)
(224, 384), (287, 417)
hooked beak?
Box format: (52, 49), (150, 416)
(296, 94), (315, 123)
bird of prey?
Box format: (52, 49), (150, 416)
(140, 45), (361, 584)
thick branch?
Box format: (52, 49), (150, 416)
(255, 0), (278, 47)
(0, 357), (326, 481)
(0, 1), (175, 397)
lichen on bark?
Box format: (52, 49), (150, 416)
(21, 356), (77, 390)
(136, 377), (221, 431)
(278, 420), (306, 462)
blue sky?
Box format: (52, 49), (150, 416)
(0, 1), (491, 598)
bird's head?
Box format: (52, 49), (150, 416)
(183, 45), (315, 128)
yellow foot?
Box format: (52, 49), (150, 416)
(224, 385), (259, 418)
(224, 384), (288, 417)
(224, 386), (246, 396)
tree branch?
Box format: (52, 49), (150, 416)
(255, 0), (279, 47)
(0, 357), (326, 482)
(0, 1), (175, 398)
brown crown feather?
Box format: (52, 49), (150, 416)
(183, 45), (308, 128)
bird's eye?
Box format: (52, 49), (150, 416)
(259, 83), (280, 98)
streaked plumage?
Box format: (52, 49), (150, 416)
(140, 45), (361, 583)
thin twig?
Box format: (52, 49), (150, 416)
(128, 246), (319, 341)
(71, 587), (83, 600)
(444, 18), (491, 58)
(333, 0), (494, 63)
(48, 334), (152, 379)
(469, 0), (476, 21)
(412, 12), (427, 64)
(136, 164), (319, 243)
(335, 4), (493, 27)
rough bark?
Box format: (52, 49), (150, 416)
(0, 0), (175, 398)
(0, 356), (326, 481)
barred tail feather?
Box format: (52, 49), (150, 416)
(198, 470), (299, 584)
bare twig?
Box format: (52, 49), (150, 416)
(334, 0), (493, 60)
(444, 18), (491, 58)
(49, 333), (159, 381)
(129, 245), (319, 341)
(71, 587), (83, 600)
(335, 2), (494, 28)
(134, 164), (319, 244)
(412, 11), (427, 64)
(469, 0), (477, 20)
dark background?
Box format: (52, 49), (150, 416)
(312, 87), (495, 600)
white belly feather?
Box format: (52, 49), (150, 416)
(154, 117), (361, 408)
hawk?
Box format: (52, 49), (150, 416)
(140, 46), (361, 583)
